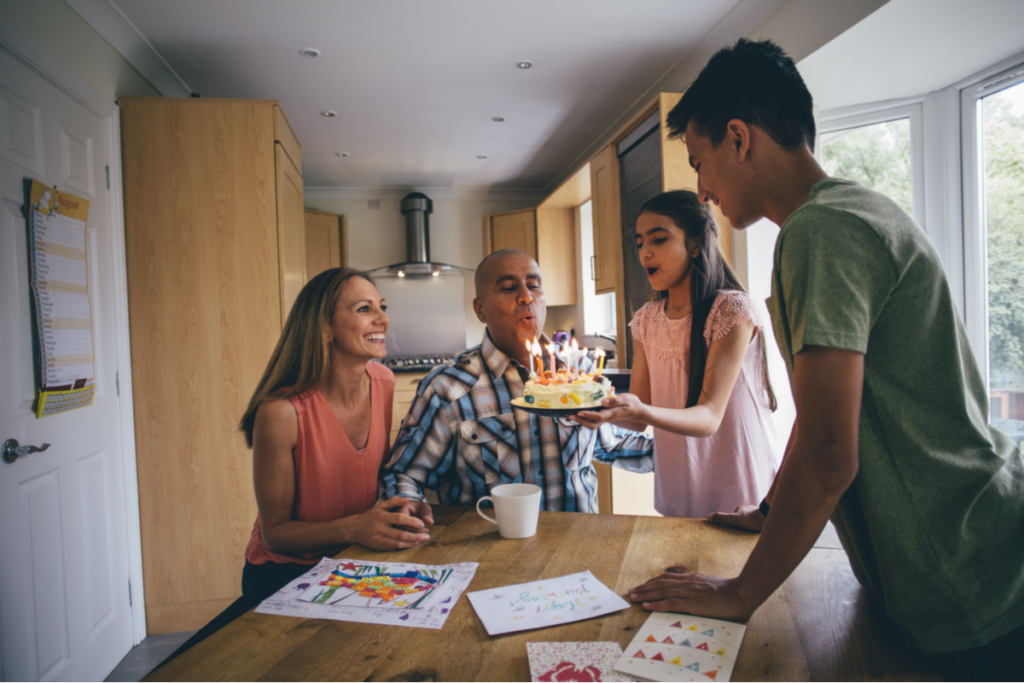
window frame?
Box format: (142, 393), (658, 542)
(960, 59), (1024, 386)
(816, 99), (925, 227)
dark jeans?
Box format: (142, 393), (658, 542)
(930, 620), (1024, 681)
(241, 559), (319, 609)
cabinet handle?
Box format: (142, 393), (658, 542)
(590, 255), (596, 281)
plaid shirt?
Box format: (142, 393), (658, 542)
(381, 332), (653, 512)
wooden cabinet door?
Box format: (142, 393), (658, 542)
(590, 144), (622, 294)
(535, 208), (577, 306)
(119, 97), (279, 633)
(304, 209), (346, 281)
(276, 144), (305, 324)
(489, 209), (537, 259)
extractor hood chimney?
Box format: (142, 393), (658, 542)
(371, 192), (471, 277)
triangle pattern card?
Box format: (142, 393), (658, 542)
(467, 570), (629, 636)
(613, 612), (747, 682)
(527, 642), (639, 682)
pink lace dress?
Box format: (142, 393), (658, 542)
(629, 290), (781, 518)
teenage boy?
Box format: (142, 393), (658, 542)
(627, 38), (1024, 672)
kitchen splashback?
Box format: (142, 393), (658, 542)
(373, 272), (468, 356)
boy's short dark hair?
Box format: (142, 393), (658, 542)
(667, 38), (816, 152)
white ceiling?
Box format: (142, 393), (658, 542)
(801, 0), (1024, 112)
(70, 0), (754, 190)
(64, 0), (1024, 193)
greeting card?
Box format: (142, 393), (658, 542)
(467, 570), (629, 635)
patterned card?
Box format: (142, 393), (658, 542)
(467, 571), (630, 635)
(613, 612), (747, 681)
(527, 642), (639, 682)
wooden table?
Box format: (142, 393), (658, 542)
(146, 507), (939, 681)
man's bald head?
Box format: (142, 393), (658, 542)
(472, 248), (545, 365)
(475, 248), (534, 298)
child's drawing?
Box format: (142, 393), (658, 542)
(255, 557), (479, 630)
(298, 561), (451, 609)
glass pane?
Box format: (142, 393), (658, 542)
(820, 118), (913, 217)
(983, 81), (1024, 425)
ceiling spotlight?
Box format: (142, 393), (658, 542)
(491, 116), (505, 122)
(477, 155), (489, 159)
(516, 61), (532, 69)
(336, 152), (349, 157)
(299, 48), (321, 58)
(320, 110), (337, 117)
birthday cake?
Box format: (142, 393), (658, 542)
(522, 371), (614, 409)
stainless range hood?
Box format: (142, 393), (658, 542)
(370, 192), (472, 277)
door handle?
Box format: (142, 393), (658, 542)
(2, 439), (51, 464)
(590, 255), (596, 281)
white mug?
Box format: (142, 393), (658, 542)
(475, 483), (542, 539)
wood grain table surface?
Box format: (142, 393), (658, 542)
(146, 506), (940, 681)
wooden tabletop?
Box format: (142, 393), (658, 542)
(146, 507), (939, 681)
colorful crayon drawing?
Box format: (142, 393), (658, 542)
(297, 562), (452, 609)
(255, 557), (479, 630)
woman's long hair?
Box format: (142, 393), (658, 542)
(239, 267), (376, 447)
(639, 190), (776, 411)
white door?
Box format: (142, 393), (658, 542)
(0, 43), (135, 681)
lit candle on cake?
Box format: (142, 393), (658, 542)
(531, 339), (544, 377)
(594, 348), (606, 375)
(580, 347), (588, 376)
(570, 339), (580, 373)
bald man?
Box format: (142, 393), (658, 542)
(381, 249), (652, 511)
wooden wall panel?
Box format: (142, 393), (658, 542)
(120, 97), (282, 632)
(276, 145), (306, 323)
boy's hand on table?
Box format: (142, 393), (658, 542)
(707, 504), (765, 533)
(628, 571), (754, 622)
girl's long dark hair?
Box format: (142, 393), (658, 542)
(639, 190), (776, 411)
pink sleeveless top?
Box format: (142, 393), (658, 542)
(245, 362), (395, 565)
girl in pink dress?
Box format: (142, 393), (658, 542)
(576, 191), (780, 518)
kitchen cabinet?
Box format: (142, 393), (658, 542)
(304, 208), (348, 281)
(485, 204), (579, 307)
(120, 97), (304, 633)
(589, 144), (622, 296)
(390, 371), (428, 446)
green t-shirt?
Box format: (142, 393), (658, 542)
(767, 178), (1024, 653)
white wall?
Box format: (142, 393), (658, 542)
(304, 189), (545, 349)
(0, 0), (158, 101)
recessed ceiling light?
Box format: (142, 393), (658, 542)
(299, 48), (321, 58)
(491, 116), (505, 122)
(320, 110), (337, 117)
(516, 61), (532, 69)
(336, 152), (349, 157)
(477, 155), (489, 159)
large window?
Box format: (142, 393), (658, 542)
(817, 101), (924, 225)
(820, 118), (913, 216)
(965, 72), (1024, 425)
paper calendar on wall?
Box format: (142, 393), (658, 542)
(27, 179), (96, 417)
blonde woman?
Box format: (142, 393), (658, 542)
(239, 267), (433, 608)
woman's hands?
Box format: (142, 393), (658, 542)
(343, 496), (432, 551)
(628, 570), (755, 622)
(571, 393), (649, 431)
(707, 504), (766, 533)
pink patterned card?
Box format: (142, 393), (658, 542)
(527, 642), (639, 682)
